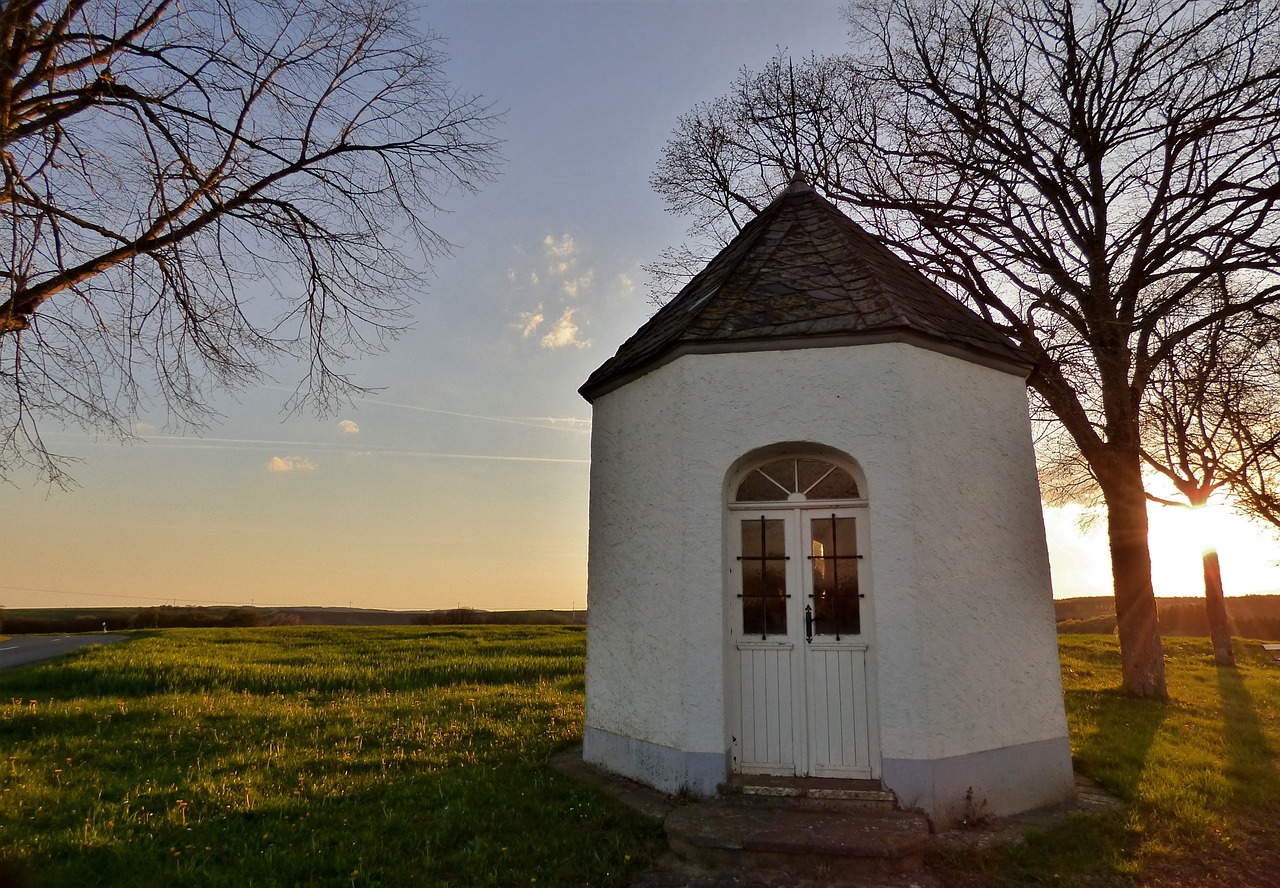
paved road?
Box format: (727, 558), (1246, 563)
(0, 634), (129, 670)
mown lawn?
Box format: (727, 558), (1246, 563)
(0, 626), (662, 887)
(2, 628), (1277, 887)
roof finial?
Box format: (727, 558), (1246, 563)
(785, 169), (812, 195)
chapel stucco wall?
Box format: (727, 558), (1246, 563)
(584, 341), (1070, 805)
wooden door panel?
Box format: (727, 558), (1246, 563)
(735, 641), (798, 772)
(806, 643), (871, 777)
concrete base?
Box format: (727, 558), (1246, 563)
(882, 735), (1076, 829)
(583, 726), (727, 796)
(664, 796), (930, 883)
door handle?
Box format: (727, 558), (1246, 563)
(804, 604), (814, 643)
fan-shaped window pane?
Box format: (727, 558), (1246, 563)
(736, 470), (788, 502)
(734, 458), (859, 502)
(759, 460), (797, 494)
(796, 459), (834, 493)
(805, 465), (859, 500)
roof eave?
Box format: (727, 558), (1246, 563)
(578, 329), (1036, 403)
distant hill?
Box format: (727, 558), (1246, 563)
(1056, 594), (1280, 641)
(0, 605), (586, 634)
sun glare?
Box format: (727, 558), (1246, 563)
(1146, 501), (1280, 598)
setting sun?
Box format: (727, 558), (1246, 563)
(1145, 501), (1278, 598)
(1045, 499), (1280, 600)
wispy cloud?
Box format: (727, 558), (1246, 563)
(338, 419), (359, 434)
(541, 308), (590, 350)
(544, 234), (576, 276)
(562, 269), (594, 298)
(268, 456), (317, 473)
(515, 305), (544, 337)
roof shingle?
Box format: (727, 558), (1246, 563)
(580, 178), (1031, 402)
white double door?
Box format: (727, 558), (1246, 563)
(729, 507), (877, 779)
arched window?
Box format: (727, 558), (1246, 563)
(733, 457), (860, 503)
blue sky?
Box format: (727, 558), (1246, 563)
(3, 0), (1278, 611)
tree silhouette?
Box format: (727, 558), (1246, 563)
(652, 0), (1280, 696)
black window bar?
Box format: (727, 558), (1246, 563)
(736, 516), (789, 639)
(806, 513), (863, 641)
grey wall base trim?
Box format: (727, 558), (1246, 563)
(583, 726), (727, 797)
(882, 735), (1075, 829)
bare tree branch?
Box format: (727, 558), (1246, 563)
(651, 0), (1280, 697)
(0, 0), (501, 484)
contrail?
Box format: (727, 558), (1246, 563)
(139, 438), (589, 463)
(48, 434), (589, 463)
(256, 385), (591, 432)
(352, 396), (592, 433)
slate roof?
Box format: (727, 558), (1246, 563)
(579, 177), (1033, 403)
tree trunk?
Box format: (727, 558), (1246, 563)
(1101, 460), (1169, 698)
(1202, 549), (1236, 667)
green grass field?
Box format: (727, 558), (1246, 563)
(941, 636), (1280, 886)
(1, 628), (1277, 887)
(0, 627), (661, 887)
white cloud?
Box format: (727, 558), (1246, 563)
(543, 233), (578, 276)
(544, 233), (575, 258)
(338, 419), (359, 434)
(516, 306), (545, 337)
(541, 308), (591, 350)
(530, 271), (539, 286)
(268, 456), (317, 473)
(618, 273), (635, 296)
(563, 270), (594, 298)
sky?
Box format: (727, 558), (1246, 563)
(4, 0), (1280, 612)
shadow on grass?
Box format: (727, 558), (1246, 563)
(1069, 686), (1169, 801)
(1215, 659), (1280, 806)
(953, 684), (1172, 886)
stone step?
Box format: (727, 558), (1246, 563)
(665, 796), (931, 883)
(721, 774), (899, 810)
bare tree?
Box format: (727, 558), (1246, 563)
(651, 0), (1280, 697)
(1, 0), (500, 484)
(1139, 295), (1280, 665)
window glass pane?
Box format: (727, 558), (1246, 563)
(822, 590), (861, 635)
(765, 596), (788, 635)
(806, 466), (859, 500)
(796, 459), (835, 494)
(764, 518), (786, 557)
(742, 557), (763, 595)
(836, 515), (857, 557)
(764, 559), (787, 600)
(740, 518), (788, 636)
(810, 516), (860, 635)
(736, 470), (787, 502)
(742, 595), (765, 637)
(759, 459), (797, 494)
(811, 513), (834, 555)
